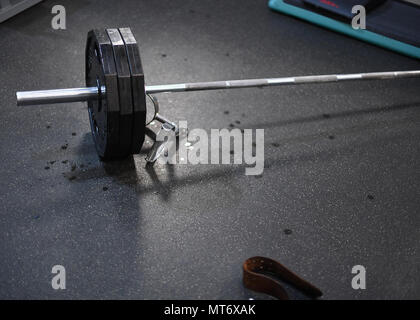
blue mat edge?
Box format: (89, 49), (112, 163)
(268, 0), (420, 59)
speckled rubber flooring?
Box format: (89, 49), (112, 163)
(0, 0), (419, 299)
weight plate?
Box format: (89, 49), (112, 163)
(118, 27), (146, 154)
(106, 28), (134, 157)
(118, 28), (146, 153)
(85, 29), (120, 159)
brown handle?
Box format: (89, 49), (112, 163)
(243, 256), (323, 300)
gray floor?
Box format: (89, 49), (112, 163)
(0, 0), (419, 299)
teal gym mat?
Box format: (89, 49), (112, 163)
(268, 0), (420, 59)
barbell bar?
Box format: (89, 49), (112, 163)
(16, 70), (420, 106)
(15, 27), (420, 161)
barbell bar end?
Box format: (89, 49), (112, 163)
(16, 87), (103, 106)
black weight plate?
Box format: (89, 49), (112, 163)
(118, 27), (146, 154)
(85, 29), (120, 159)
(106, 28), (134, 157)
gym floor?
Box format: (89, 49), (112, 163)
(0, 0), (419, 299)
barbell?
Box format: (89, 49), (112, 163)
(16, 27), (420, 161)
